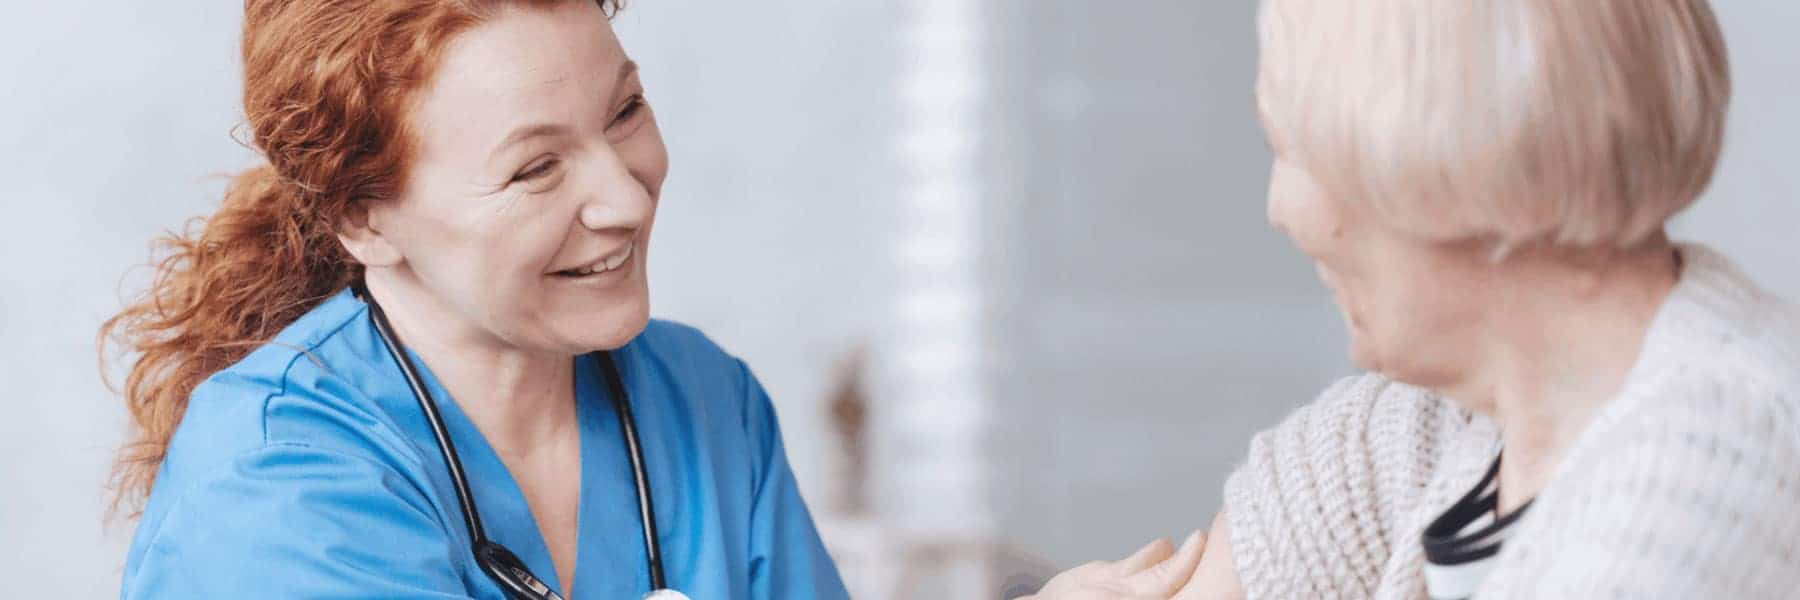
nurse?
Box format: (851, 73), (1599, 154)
(100, 1), (849, 598)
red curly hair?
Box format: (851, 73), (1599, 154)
(99, 0), (621, 518)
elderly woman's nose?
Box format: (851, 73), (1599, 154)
(1266, 186), (1293, 235)
(1267, 196), (1287, 233)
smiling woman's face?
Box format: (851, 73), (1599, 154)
(363, 0), (668, 354)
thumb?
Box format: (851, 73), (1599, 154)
(1123, 529), (1206, 596)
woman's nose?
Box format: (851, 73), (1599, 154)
(578, 149), (654, 232)
(579, 202), (635, 231)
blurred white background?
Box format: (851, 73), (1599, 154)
(1, 1), (1794, 598)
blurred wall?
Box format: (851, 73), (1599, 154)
(1, 3), (248, 598)
(608, 0), (903, 516)
(1678, 1), (1800, 301)
(979, 0), (1350, 570)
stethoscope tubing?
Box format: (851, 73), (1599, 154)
(364, 287), (490, 542)
(357, 284), (668, 594)
(597, 351), (667, 589)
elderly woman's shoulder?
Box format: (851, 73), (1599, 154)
(1706, 309), (1800, 393)
(1623, 327), (1800, 441)
(1515, 317), (1800, 583)
(1663, 245), (1800, 390)
(1575, 281), (1800, 472)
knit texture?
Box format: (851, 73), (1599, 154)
(1222, 244), (1800, 599)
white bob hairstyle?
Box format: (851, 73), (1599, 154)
(1256, 0), (1732, 249)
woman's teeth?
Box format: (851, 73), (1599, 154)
(565, 244), (633, 276)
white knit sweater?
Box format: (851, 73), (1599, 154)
(1223, 244), (1800, 599)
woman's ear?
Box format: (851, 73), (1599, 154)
(336, 200), (404, 268)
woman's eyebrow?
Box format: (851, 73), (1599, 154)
(487, 60), (642, 161)
(614, 60), (639, 92)
(490, 122), (572, 161)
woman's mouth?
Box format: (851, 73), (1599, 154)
(553, 242), (634, 278)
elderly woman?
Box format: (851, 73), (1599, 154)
(1033, 0), (1800, 598)
(101, 1), (848, 598)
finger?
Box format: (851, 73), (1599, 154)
(1110, 537), (1176, 576)
(1123, 529), (1207, 595)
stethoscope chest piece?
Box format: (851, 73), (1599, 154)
(642, 590), (689, 600)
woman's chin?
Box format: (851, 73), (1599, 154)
(553, 299), (651, 353)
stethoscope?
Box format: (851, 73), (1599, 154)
(357, 284), (687, 600)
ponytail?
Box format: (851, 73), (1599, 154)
(98, 165), (356, 518)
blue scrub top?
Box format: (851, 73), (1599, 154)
(119, 288), (850, 599)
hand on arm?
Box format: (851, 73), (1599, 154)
(1023, 529), (1207, 600)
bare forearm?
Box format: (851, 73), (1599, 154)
(1173, 512), (1246, 600)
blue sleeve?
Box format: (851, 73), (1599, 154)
(738, 362), (851, 600)
(121, 443), (475, 599)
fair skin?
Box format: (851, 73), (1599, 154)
(1022, 530), (1208, 600)
(336, 1), (668, 595)
(1031, 513), (1243, 599)
(1037, 107), (1682, 600)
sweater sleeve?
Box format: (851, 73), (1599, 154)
(1477, 383), (1800, 599)
(1222, 374), (1458, 600)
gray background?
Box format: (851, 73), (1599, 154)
(2, 1), (1793, 597)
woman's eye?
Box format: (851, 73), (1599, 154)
(512, 158), (559, 183)
(613, 95), (646, 125)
